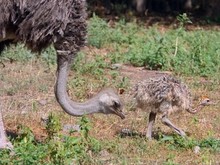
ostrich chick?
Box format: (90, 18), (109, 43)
(133, 75), (211, 139)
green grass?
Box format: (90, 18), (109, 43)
(1, 14), (220, 80)
(88, 15), (220, 80)
(0, 116), (102, 165)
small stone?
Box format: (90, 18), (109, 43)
(21, 110), (28, 115)
(99, 149), (110, 157)
(41, 114), (49, 124)
(63, 124), (80, 132)
(110, 63), (122, 70)
(193, 146), (200, 154)
(38, 99), (47, 106)
(121, 128), (132, 134)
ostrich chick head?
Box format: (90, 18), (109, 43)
(199, 96), (212, 106)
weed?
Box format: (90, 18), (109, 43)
(163, 153), (179, 165)
(38, 85), (49, 93)
(46, 115), (101, 164)
(72, 52), (107, 77)
(41, 46), (56, 68)
(0, 44), (34, 62)
(45, 113), (62, 139)
(200, 138), (220, 152)
(177, 13), (192, 28)
(88, 14), (110, 48)
(159, 134), (220, 153)
(15, 124), (35, 144)
(0, 115), (101, 164)
(87, 15), (220, 81)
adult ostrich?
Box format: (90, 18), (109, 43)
(0, 0), (125, 149)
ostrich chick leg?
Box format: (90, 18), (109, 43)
(161, 114), (186, 136)
(0, 110), (13, 149)
(146, 112), (157, 139)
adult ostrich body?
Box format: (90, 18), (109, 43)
(0, 0), (125, 149)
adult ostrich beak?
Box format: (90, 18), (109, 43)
(117, 110), (126, 119)
(110, 98), (125, 119)
(111, 106), (125, 119)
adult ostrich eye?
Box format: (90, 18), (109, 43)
(110, 100), (125, 119)
(113, 101), (120, 108)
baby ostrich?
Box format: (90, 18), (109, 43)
(0, 0), (125, 149)
(133, 75), (211, 139)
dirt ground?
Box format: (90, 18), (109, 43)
(1, 58), (219, 137)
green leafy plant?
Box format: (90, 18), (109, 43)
(177, 13), (192, 27)
(46, 115), (101, 164)
(159, 134), (220, 153)
(159, 135), (197, 150)
(45, 113), (62, 139)
(199, 138), (220, 152)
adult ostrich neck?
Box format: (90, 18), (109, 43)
(55, 54), (101, 116)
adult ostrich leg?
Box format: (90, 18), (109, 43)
(0, 110), (13, 149)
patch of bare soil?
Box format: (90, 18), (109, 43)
(117, 64), (172, 85)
